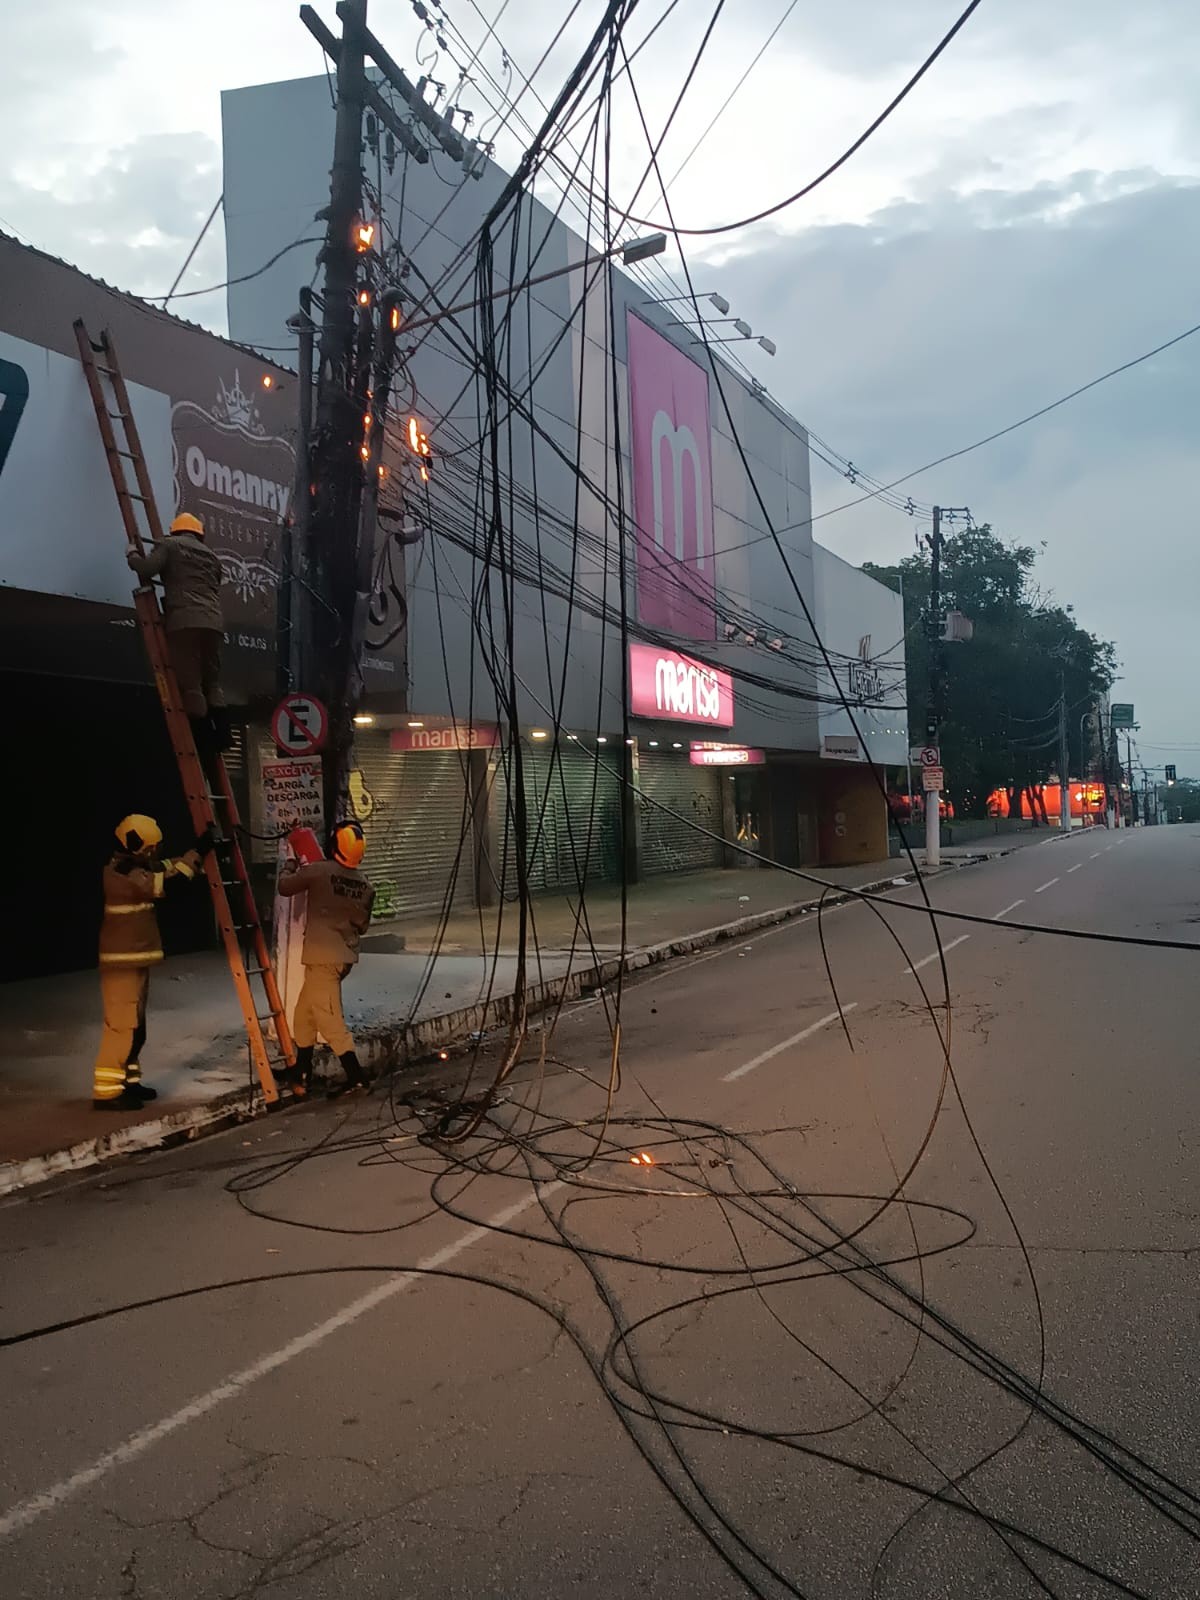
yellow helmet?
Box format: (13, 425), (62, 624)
(116, 814), (163, 854)
(169, 512), (205, 537)
(330, 821), (365, 868)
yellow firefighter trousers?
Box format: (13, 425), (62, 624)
(93, 967), (150, 1100)
(293, 964), (354, 1057)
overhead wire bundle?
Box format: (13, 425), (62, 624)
(343, 5), (1200, 1588)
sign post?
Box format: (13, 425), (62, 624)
(923, 762), (944, 867)
(261, 754), (325, 1031)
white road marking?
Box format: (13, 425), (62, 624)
(902, 934), (970, 976)
(565, 902), (856, 1017)
(1104, 845), (1114, 853)
(0, 1180), (564, 1542)
(722, 1004), (858, 1082)
(1090, 851), (1102, 860)
(1067, 863), (1084, 874)
(1034, 878), (1059, 893)
(993, 899), (1025, 920)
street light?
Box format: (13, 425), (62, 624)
(648, 290), (731, 315)
(397, 234), (667, 335)
(619, 232), (667, 265)
(690, 324), (777, 355)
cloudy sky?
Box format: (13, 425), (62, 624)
(4, 0), (1198, 762)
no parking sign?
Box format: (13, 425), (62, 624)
(271, 694), (329, 755)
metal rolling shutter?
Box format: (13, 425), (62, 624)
(637, 749), (724, 874)
(351, 738), (476, 919)
(495, 743), (623, 896)
(222, 718), (249, 823)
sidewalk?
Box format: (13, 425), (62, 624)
(0, 838), (1064, 1194)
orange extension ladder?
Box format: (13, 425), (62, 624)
(74, 319), (295, 1105)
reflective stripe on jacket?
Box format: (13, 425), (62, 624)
(98, 853), (198, 967)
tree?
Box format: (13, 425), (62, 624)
(864, 525), (1117, 819)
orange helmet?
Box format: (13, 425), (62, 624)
(169, 512), (205, 537)
(329, 821), (365, 868)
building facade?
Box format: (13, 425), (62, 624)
(0, 69), (909, 979)
(219, 69), (907, 917)
(0, 235), (404, 974)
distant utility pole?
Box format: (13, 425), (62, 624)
(923, 505), (970, 868)
(1058, 669), (1070, 833)
(1126, 731), (1138, 825)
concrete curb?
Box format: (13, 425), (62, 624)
(0, 1086), (258, 1198)
(0, 841), (1048, 1198)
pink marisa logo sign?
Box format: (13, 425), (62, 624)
(629, 643), (734, 727)
(626, 313), (716, 640)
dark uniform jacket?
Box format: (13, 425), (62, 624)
(99, 851), (200, 967)
(277, 859), (375, 968)
(129, 532), (224, 633)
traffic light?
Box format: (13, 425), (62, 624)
(1165, 765), (1177, 784)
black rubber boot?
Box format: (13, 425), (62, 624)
(328, 1050), (368, 1097)
(288, 1045), (314, 1096)
(94, 1089), (148, 1112)
(124, 1064), (156, 1101)
(210, 706), (234, 751)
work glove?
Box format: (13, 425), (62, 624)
(193, 825), (218, 858)
(181, 849), (203, 874)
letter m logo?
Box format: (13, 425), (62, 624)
(0, 358), (29, 482)
(650, 411), (705, 567)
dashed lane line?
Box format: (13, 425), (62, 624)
(0, 1180), (565, 1542)
(1035, 878), (1060, 893)
(903, 934), (970, 975)
(722, 1004), (859, 1083)
(993, 899), (1025, 920)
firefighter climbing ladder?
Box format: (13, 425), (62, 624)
(74, 320), (294, 1106)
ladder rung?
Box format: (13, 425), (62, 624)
(106, 411), (132, 422)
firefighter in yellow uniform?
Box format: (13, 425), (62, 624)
(278, 821), (375, 1096)
(93, 815), (207, 1111)
(127, 512), (231, 750)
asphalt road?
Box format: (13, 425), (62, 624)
(2, 824), (1198, 1599)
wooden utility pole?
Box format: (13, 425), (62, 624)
(282, 286), (315, 696)
(306, 0), (369, 824)
(298, 0), (476, 823)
